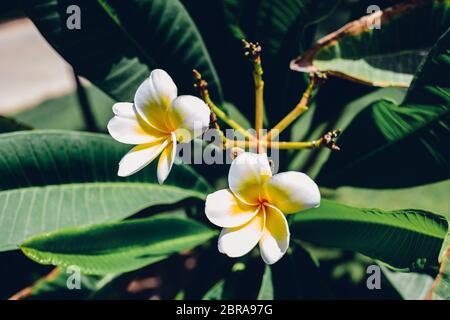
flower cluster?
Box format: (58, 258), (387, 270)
(108, 68), (322, 264)
(206, 152), (319, 264)
(108, 69), (210, 184)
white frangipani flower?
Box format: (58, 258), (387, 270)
(108, 69), (210, 184)
(205, 152), (320, 264)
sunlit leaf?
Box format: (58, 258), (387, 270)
(21, 215), (216, 274)
(291, 199), (448, 271)
(0, 131), (211, 252)
(317, 27), (450, 188)
(291, 0), (450, 87)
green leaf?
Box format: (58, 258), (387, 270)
(0, 116), (31, 133)
(255, 0), (340, 124)
(202, 259), (265, 300)
(202, 280), (226, 300)
(288, 87), (406, 175)
(381, 266), (434, 300)
(428, 246), (450, 300)
(257, 266), (274, 300)
(21, 215), (216, 274)
(223, 102), (252, 130)
(291, 0), (450, 87)
(224, 0), (339, 54)
(291, 199), (448, 270)
(254, 0), (340, 56)
(0, 131), (211, 252)
(317, 27), (450, 188)
(24, 0), (222, 103)
(322, 179), (450, 220)
(222, 0), (248, 40)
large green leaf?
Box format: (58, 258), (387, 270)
(24, 0), (222, 103)
(291, 0), (450, 88)
(288, 87), (406, 175)
(322, 179), (450, 219)
(317, 27), (450, 188)
(0, 131), (211, 252)
(21, 215), (216, 274)
(291, 200), (448, 271)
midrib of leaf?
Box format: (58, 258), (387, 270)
(22, 230), (216, 256)
(318, 47), (430, 61)
(20, 216), (218, 274)
(296, 205), (447, 240)
(0, 182), (205, 203)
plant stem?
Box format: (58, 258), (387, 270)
(224, 139), (325, 150)
(9, 268), (60, 300)
(225, 139), (259, 149)
(242, 40), (265, 153)
(210, 103), (255, 141)
(253, 58), (264, 138)
(264, 76), (317, 142)
(268, 141), (321, 150)
(193, 70), (256, 141)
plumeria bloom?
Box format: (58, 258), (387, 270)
(205, 152), (320, 264)
(108, 69), (210, 184)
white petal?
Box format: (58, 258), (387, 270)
(112, 102), (135, 120)
(218, 210), (265, 258)
(134, 69), (177, 131)
(169, 95), (211, 142)
(118, 140), (168, 177)
(228, 152), (272, 205)
(259, 205), (290, 265)
(107, 116), (164, 145)
(157, 132), (177, 184)
(266, 171), (320, 213)
(205, 189), (260, 228)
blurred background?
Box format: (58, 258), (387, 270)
(1, 5), (75, 114)
(0, 3), (115, 134)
